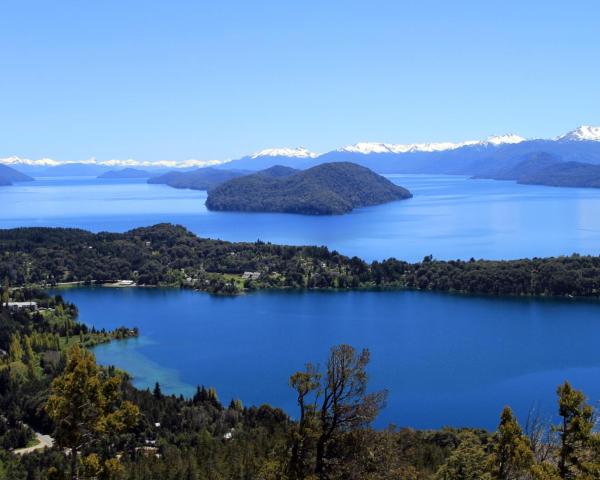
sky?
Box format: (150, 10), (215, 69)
(1, 0), (599, 162)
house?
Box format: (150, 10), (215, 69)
(241, 272), (261, 281)
(7, 301), (38, 312)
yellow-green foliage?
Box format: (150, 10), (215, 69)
(46, 345), (140, 475)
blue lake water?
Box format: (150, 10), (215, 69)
(3, 175), (600, 261)
(56, 286), (600, 430)
(7, 175), (600, 429)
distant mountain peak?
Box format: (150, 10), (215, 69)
(557, 126), (600, 142)
(250, 147), (318, 159)
(338, 134), (525, 155)
(483, 134), (526, 145)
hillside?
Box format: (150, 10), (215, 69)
(473, 152), (562, 181)
(98, 168), (151, 179)
(0, 164), (34, 185)
(3, 223), (600, 298)
(518, 161), (600, 188)
(148, 167), (246, 190)
(473, 152), (600, 188)
(206, 162), (412, 215)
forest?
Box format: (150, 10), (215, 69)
(205, 162), (412, 215)
(2, 286), (600, 479)
(1, 224), (600, 298)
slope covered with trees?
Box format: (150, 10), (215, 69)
(147, 167), (246, 190)
(1, 288), (600, 480)
(206, 162), (413, 215)
(2, 224), (600, 298)
(475, 151), (600, 189)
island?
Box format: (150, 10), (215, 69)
(147, 167), (246, 190)
(97, 168), (151, 179)
(205, 162), (413, 215)
(0, 164), (34, 186)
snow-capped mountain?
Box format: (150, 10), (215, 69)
(250, 147), (318, 159)
(2, 126), (599, 176)
(338, 134), (526, 155)
(484, 134), (527, 146)
(0, 156), (224, 170)
(556, 126), (600, 142)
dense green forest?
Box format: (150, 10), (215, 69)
(1, 224), (600, 298)
(205, 162), (412, 215)
(2, 288), (600, 479)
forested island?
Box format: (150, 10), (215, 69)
(0, 285), (598, 479)
(205, 162), (413, 215)
(1, 223), (599, 298)
(147, 167), (245, 190)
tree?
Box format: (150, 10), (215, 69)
(555, 381), (599, 480)
(288, 344), (387, 480)
(46, 345), (139, 480)
(435, 432), (492, 480)
(8, 333), (22, 363)
(288, 363), (321, 480)
(153, 381), (162, 399)
(489, 406), (534, 480)
(1, 276), (8, 307)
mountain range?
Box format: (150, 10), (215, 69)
(2, 126), (600, 182)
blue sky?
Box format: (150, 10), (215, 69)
(1, 0), (599, 161)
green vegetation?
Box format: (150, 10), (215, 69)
(206, 162), (413, 215)
(147, 167), (245, 190)
(2, 290), (600, 479)
(46, 345), (139, 479)
(2, 224), (600, 298)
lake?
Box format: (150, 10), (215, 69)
(8, 174), (600, 429)
(3, 175), (600, 261)
(55, 286), (600, 430)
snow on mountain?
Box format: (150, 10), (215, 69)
(556, 126), (600, 142)
(250, 147), (318, 159)
(483, 134), (526, 145)
(338, 141), (477, 155)
(338, 134), (525, 155)
(0, 156), (225, 169)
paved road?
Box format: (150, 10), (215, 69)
(13, 432), (55, 455)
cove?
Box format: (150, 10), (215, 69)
(55, 286), (600, 430)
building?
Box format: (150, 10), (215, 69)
(241, 272), (261, 281)
(7, 301), (38, 312)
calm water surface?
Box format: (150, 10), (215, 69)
(9, 175), (600, 428)
(55, 286), (600, 430)
(3, 175), (600, 261)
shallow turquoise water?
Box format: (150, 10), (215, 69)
(55, 286), (600, 430)
(4, 175), (600, 261)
